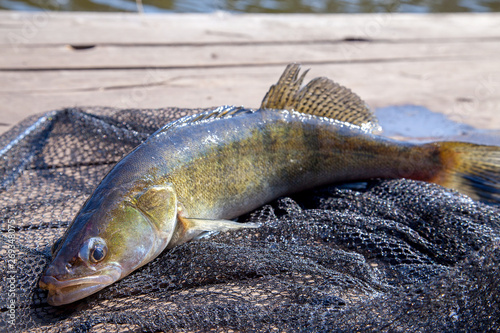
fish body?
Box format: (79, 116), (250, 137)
(40, 64), (500, 306)
(107, 108), (432, 219)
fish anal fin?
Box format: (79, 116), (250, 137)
(167, 216), (260, 248)
(261, 63), (381, 132)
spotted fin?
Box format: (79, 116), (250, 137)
(261, 63), (381, 132)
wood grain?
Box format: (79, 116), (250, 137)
(0, 12), (499, 134)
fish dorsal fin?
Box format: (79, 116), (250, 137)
(261, 63), (380, 132)
(157, 106), (251, 134)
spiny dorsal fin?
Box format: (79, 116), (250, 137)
(260, 63), (309, 109)
(261, 63), (380, 132)
(157, 106), (251, 134)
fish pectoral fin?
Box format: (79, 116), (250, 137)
(260, 63), (381, 133)
(167, 216), (260, 248)
(184, 217), (261, 232)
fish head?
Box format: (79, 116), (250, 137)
(40, 184), (179, 306)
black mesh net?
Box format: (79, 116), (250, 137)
(1, 107), (499, 332)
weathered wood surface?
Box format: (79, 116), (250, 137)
(0, 11), (499, 135)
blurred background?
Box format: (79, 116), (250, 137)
(1, 0), (499, 13)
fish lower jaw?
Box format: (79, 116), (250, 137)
(45, 282), (111, 306)
(39, 266), (122, 306)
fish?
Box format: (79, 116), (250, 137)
(39, 64), (500, 306)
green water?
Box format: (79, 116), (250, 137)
(0, 0), (499, 13)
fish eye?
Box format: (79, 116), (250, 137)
(90, 243), (107, 263)
(79, 237), (108, 264)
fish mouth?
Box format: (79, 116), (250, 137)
(39, 265), (122, 306)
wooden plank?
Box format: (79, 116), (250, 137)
(1, 40), (499, 70)
(1, 60), (498, 131)
(0, 12), (499, 135)
(1, 12), (499, 46)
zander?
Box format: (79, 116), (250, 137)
(40, 64), (500, 306)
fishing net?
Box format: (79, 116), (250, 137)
(1, 107), (499, 332)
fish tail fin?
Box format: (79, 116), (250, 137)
(429, 142), (500, 203)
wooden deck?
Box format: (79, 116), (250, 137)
(0, 11), (499, 135)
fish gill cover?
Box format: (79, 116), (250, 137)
(0, 106), (499, 332)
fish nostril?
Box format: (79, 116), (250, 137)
(44, 258), (77, 277)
